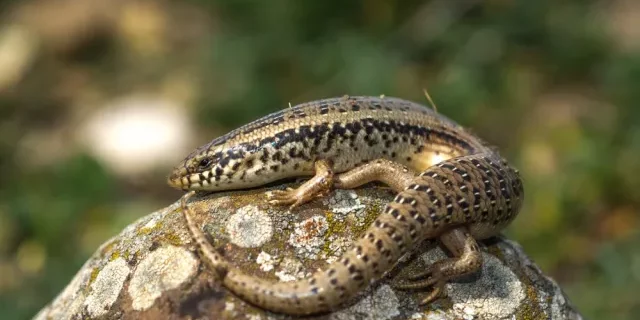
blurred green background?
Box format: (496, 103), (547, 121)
(1, 0), (639, 318)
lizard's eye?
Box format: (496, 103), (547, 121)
(198, 158), (213, 170)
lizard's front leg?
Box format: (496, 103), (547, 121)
(266, 159), (335, 209)
(267, 159), (418, 209)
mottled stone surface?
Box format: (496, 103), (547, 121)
(34, 185), (582, 320)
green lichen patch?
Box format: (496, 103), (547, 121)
(159, 232), (184, 247)
(137, 221), (164, 236)
(355, 202), (383, 234)
(88, 267), (101, 287)
(514, 284), (548, 320)
(99, 239), (119, 258)
(110, 250), (121, 261)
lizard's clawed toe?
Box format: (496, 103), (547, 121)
(394, 279), (446, 306)
(393, 276), (438, 290)
(406, 266), (434, 281)
(394, 270), (447, 305)
(266, 188), (303, 209)
(419, 285), (445, 306)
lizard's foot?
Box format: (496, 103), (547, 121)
(394, 228), (482, 306)
(266, 187), (303, 208)
(266, 159), (334, 210)
(393, 264), (447, 305)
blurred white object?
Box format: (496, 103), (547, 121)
(0, 25), (37, 91)
(82, 96), (193, 175)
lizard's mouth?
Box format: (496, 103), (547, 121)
(167, 168), (188, 190)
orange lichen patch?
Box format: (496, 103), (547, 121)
(300, 216), (326, 240)
(288, 216), (328, 259)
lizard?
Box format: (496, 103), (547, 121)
(168, 95), (524, 315)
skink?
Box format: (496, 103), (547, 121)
(168, 95), (524, 315)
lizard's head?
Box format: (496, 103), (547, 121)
(168, 146), (222, 191)
(167, 142), (265, 192)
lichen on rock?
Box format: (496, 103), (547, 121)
(84, 257), (130, 317)
(331, 285), (400, 320)
(128, 245), (198, 310)
(442, 252), (525, 319)
(226, 205), (273, 248)
(288, 215), (328, 259)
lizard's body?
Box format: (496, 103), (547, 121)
(169, 96), (524, 315)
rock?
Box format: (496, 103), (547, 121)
(34, 185), (582, 320)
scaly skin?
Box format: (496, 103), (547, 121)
(170, 96), (524, 315)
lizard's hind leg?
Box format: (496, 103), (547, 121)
(394, 227), (482, 305)
(334, 159), (417, 192)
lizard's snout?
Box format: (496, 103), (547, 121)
(167, 167), (187, 190)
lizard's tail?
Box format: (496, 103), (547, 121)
(221, 211), (411, 315)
